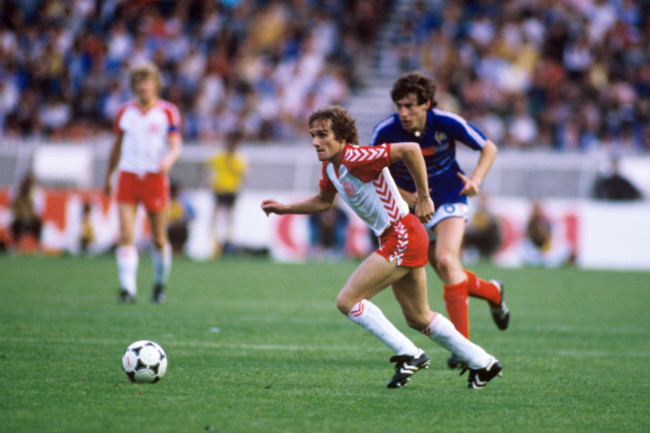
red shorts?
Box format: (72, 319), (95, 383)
(375, 213), (428, 268)
(116, 171), (169, 212)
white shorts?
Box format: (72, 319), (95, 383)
(423, 202), (468, 242)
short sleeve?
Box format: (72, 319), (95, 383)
(319, 162), (337, 193)
(343, 143), (392, 182)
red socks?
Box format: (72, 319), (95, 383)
(443, 270), (503, 339)
(464, 269), (501, 306)
(443, 280), (469, 339)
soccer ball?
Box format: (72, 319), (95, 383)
(122, 340), (167, 383)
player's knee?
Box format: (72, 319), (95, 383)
(336, 292), (354, 315)
(404, 311), (433, 331)
(435, 252), (456, 274)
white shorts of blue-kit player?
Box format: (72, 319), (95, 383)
(423, 202), (468, 242)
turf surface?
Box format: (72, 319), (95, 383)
(0, 255), (648, 432)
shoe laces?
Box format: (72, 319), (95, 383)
(389, 355), (413, 371)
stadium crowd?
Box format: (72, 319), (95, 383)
(0, 0), (648, 153)
(0, 0), (386, 142)
(393, 0), (649, 153)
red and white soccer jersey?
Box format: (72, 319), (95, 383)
(114, 99), (181, 176)
(319, 143), (427, 267)
(319, 143), (409, 236)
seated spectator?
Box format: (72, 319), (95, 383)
(521, 200), (574, 267)
(592, 155), (643, 201)
(464, 194), (501, 261)
(308, 202), (348, 260)
(79, 202), (94, 254)
(10, 173), (43, 252)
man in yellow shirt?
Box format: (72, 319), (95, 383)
(206, 131), (248, 256)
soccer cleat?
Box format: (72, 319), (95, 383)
(447, 353), (469, 370)
(489, 280), (510, 330)
(118, 289), (135, 304)
(151, 283), (166, 304)
(387, 349), (430, 388)
(461, 356), (502, 389)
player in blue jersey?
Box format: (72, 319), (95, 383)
(371, 72), (510, 369)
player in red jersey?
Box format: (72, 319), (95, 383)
(104, 62), (183, 303)
(262, 106), (501, 389)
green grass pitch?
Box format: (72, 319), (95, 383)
(0, 255), (648, 432)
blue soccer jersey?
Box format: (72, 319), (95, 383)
(370, 108), (487, 207)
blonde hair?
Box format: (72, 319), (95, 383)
(129, 62), (162, 92)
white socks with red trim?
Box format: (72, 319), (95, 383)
(423, 313), (491, 369)
(348, 299), (419, 356)
(152, 244), (171, 285)
(116, 245), (138, 295)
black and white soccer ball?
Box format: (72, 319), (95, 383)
(122, 340), (167, 383)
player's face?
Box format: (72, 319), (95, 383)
(395, 93), (430, 135)
(310, 120), (345, 163)
(133, 76), (158, 106)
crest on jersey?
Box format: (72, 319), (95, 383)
(343, 180), (355, 197)
(434, 131), (448, 146)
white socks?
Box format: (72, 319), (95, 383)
(423, 314), (491, 369)
(348, 300), (419, 356)
(152, 244), (171, 285)
(116, 245), (138, 295)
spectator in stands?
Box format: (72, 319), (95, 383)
(0, 0), (648, 155)
(592, 155), (643, 201)
(10, 172), (43, 252)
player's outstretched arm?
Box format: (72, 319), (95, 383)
(390, 142), (434, 223)
(262, 189), (336, 216)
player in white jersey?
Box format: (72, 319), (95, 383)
(104, 62), (182, 304)
(261, 106), (502, 389)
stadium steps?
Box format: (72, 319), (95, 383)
(346, 0), (417, 144)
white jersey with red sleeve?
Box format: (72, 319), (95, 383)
(114, 99), (181, 176)
(319, 143), (410, 236)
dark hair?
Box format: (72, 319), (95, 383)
(390, 71), (438, 108)
(308, 105), (359, 145)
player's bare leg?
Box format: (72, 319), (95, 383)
(431, 217), (469, 338)
(391, 265), (500, 388)
(149, 209), (171, 303)
(337, 253), (428, 388)
(116, 203), (138, 302)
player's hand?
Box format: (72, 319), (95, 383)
(414, 196), (435, 223)
(399, 188), (420, 209)
(103, 179), (112, 196)
(159, 156), (174, 174)
(261, 199), (285, 216)
(457, 172), (479, 197)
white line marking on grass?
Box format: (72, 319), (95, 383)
(0, 336), (386, 353)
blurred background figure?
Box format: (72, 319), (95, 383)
(79, 201), (94, 254)
(463, 194), (501, 262)
(308, 201), (349, 261)
(10, 172), (43, 253)
(522, 200), (574, 267)
(167, 181), (194, 256)
(206, 131), (248, 257)
(592, 155), (643, 201)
